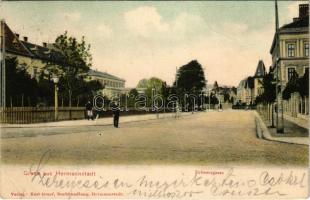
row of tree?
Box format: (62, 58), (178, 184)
(282, 70), (309, 100)
(123, 60), (207, 111)
(256, 69), (309, 105)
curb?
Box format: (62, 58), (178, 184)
(254, 111), (270, 140)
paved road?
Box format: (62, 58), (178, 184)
(1, 110), (308, 166)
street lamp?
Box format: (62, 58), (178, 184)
(52, 76), (59, 121)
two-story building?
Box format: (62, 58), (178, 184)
(0, 21), (64, 79)
(86, 69), (126, 99)
(1, 21), (126, 100)
(270, 4), (309, 117)
(270, 4), (309, 85)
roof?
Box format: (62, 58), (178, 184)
(254, 60), (266, 78)
(281, 17), (309, 30)
(87, 69), (125, 82)
(270, 5), (309, 54)
(1, 21), (33, 57)
(1, 21), (65, 65)
(21, 41), (65, 64)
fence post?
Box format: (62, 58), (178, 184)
(69, 109), (72, 120)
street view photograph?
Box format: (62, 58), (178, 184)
(0, 1), (309, 199)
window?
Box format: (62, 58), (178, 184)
(287, 43), (296, 57)
(304, 43), (309, 57)
(287, 67), (296, 81)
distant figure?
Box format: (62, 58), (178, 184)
(112, 102), (120, 128)
(85, 101), (93, 120)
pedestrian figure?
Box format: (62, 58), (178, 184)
(85, 101), (94, 120)
(112, 102), (120, 128)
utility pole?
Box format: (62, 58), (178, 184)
(0, 20), (6, 109)
(52, 76), (59, 121)
(175, 67), (179, 112)
(275, 0), (284, 133)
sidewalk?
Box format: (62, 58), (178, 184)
(284, 113), (309, 129)
(0, 112), (192, 128)
(254, 111), (309, 145)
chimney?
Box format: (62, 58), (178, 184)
(15, 33), (20, 39)
(23, 36), (28, 42)
(42, 42), (47, 48)
(299, 4), (309, 18)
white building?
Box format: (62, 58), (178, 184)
(86, 69), (126, 99)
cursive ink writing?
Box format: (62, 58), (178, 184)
(28, 150), (132, 191)
(26, 151), (307, 199)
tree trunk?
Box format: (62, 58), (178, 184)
(68, 90), (72, 108)
(271, 103), (275, 127)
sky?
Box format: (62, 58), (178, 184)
(0, 1), (306, 88)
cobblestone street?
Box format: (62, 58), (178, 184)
(1, 110), (308, 166)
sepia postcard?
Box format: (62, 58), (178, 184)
(0, 1), (309, 199)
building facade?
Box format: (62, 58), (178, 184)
(237, 60), (265, 105)
(270, 4), (309, 117)
(86, 69), (126, 99)
(270, 4), (309, 86)
(253, 60), (266, 98)
(0, 21), (65, 79)
(237, 77), (253, 105)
